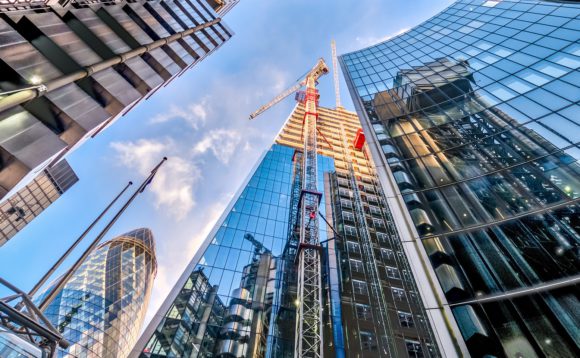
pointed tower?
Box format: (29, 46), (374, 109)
(41, 228), (157, 357)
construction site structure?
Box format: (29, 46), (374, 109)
(249, 40), (443, 355)
(293, 59), (328, 358)
(275, 101), (441, 358)
(133, 48), (444, 358)
(253, 58), (330, 357)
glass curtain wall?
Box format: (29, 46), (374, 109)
(138, 145), (334, 357)
(340, 0), (579, 357)
(40, 228), (157, 357)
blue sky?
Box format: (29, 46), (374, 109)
(0, 0), (454, 327)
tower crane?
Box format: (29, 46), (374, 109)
(249, 58), (329, 358)
(249, 58), (329, 120)
(244, 233), (271, 258)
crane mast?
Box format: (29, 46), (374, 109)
(295, 59), (328, 358)
(248, 58), (329, 358)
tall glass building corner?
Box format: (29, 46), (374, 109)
(340, 0), (579, 357)
(131, 144), (335, 358)
(40, 228), (158, 357)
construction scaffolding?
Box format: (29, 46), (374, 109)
(339, 124), (396, 356)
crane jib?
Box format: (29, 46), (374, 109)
(249, 58), (329, 120)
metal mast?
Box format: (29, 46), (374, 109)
(248, 58), (329, 357)
(38, 158), (167, 312)
(331, 40), (342, 109)
(294, 59), (328, 358)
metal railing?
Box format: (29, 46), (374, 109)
(0, 278), (68, 357)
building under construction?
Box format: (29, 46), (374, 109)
(131, 56), (448, 357)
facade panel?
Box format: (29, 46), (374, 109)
(340, 1), (580, 356)
(0, 0), (235, 245)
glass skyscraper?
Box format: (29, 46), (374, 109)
(131, 105), (449, 358)
(340, 0), (579, 357)
(0, 0), (235, 205)
(0, 159), (78, 246)
(40, 228), (158, 357)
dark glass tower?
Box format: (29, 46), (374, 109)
(132, 105), (447, 358)
(340, 0), (579, 357)
(0, 0), (234, 203)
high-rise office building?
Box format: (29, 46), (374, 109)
(131, 104), (451, 358)
(0, 159), (78, 246)
(340, 0), (579, 356)
(0, 0), (235, 202)
(40, 228), (158, 357)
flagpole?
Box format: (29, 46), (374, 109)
(38, 157), (167, 311)
(28, 181), (133, 299)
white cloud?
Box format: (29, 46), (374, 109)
(110, 138), (201, 220)
(356, 27), (410, 47)
(149, 98), (210, 129)
(192, 129), (246, 165)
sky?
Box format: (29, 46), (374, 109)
(0, 0), (455, 330)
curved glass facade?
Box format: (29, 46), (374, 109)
(40, 228), (157, 357)
(340, 1), (579, 357)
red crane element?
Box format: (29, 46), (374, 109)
(353, 128), (366, 150)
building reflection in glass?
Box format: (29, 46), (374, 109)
(340, 1), (579, 355)
(139, 146), (323, 357)
(39, 228), (157, 357)
(365, 57), (579, 356)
